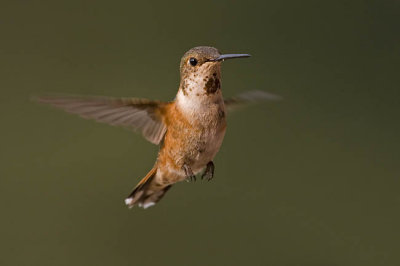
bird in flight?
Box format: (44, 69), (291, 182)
(35, 46), (280, 209)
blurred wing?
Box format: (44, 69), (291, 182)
(224, 90), (282, 112)
(35, 95), (168, 145)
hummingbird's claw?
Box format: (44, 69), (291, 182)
(182, 164), (196, 182)
(187, 175), (196, 182)
(201, 161), (215, 181)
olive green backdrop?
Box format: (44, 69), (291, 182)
(1, 1), (399, 265)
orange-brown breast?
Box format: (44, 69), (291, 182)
(156, 101), (226, 184)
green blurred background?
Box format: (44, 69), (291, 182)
(1, 0), (399, 265)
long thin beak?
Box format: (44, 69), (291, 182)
(209, 54), (251, 62)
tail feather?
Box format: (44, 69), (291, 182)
(124, 167), (172, 209)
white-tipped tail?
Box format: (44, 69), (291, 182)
(124, 167), (172, 209)
(125, 197), (134, 207)
(138, 202), (156, 209)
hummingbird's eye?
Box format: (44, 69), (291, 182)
(189, 58), (198, 66)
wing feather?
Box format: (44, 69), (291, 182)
(35, 95), (167, 145)
(224, 90), (282, 112)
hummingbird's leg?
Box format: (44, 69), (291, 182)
(201, 161), (215, 181)
(182, 164), (196, 182)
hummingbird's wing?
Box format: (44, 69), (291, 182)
(224, 90), (282, 112)
(35, 95), (167, 145)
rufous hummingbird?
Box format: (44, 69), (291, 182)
(36, 46), (280, 209)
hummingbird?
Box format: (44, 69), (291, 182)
(35, 46), (280, 209)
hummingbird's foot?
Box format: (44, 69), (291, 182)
(201, 161), (215, 181)
(182, 164), (196, 182)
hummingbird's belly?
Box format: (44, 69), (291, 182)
(190, 126), (226, 174)
(156, 99), (227, 184)
(157, 121), (226, 183)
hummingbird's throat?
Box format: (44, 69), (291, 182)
(204, 73), (221, 95)
(180, 67), (222, 97)
(176, 66), (224, 117)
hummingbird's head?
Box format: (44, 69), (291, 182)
(178, 46), (250, 97)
